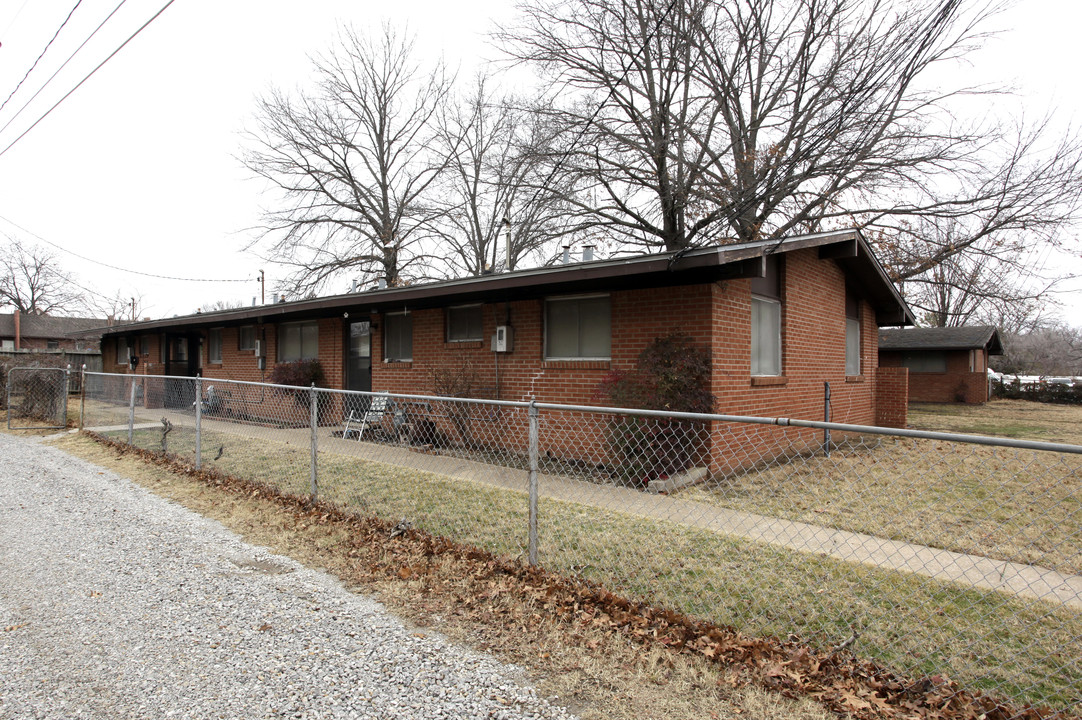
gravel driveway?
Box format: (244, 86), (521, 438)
(0, 432), (575, 720)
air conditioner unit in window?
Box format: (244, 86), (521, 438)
(492, 325), (514, 353)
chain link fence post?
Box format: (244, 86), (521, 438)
(195, 376), (203, 469)
(528, 398), (539, 566)
(127, 376), (137, 445)
(824, 381), (831, 457)
(79, 364), (86, 431)
(309, 383), (318, 502)
(62, 365), (71, 428)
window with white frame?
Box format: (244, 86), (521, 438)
(278, 321), (318, 362)
(47, 340), (59, 350)
(750, 255), (782, 376)
(208, 328), (223, 364)
(1, 339), (13, 350)
(446, 304), (483, 342)
(845, 294), (861, 376)
(238, 325), (256, 351)
(545, 294), (611, 360)
(384, 312), (413, 361)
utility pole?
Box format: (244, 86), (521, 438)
(259, 269), (265, 304)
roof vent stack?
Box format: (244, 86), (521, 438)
(583, 245), (595, 262)
(561, 245), (571, 264)
(377, 278), (387, 290)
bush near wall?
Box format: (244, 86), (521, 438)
(991, 380), (1082, 405)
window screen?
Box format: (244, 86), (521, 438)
(116, 336), (132, 364)
(902, 351), (947, 373)
(238, 326), (256, 351)
(751, 297), (781, 375)
(279, 322), (318, 362)
(384, 312), (413, 361)
(446, 305), (483, 342)
(845, 295), (860, 376)
(208, 328), (223, 364)
(545, 295), (611, 359)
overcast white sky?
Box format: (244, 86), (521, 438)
(0, 0), (1080, 324)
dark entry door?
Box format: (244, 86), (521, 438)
(345, 320), (372, 416)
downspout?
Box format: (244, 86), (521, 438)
(13, 309), (20, 350)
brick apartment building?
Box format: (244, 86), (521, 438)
(98, 230), (915, 467)
(878, 325), (1003, 404)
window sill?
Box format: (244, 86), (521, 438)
(751, 375), (787, 387)
(845, 375), (864, 383)
(446, 340), (484, 348)
(541, 360), (610, 370)
(382, 360), (413, 369)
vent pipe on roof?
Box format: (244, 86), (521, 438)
(272, 293), (279, 304)
(351, 279), (358, 293)
(378, 278), (387, 290)
(561, 245), (571, 264)
(583, 245), (595, 262)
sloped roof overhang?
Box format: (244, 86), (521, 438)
(100, 229), (914, 337)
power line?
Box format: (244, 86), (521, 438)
(0, 215), (255, 283)
(0, 0), (178, 160)
(0, 0), (85, 115)
(0, 0), (131, 140)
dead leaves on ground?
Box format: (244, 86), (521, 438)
(86, 432), (1074, 720)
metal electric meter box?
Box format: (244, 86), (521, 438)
(492, 325), (514, 352)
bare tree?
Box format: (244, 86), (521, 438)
(496, 0), (1082, 275)
(997, 323), (1082, 376)
(435, 76), (576, 275)
(243, 24), (454, 294)
(894, 220), (1065, 327)
(93, 290), (147, 322)
(0, 235), (88, 315)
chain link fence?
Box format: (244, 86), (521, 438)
(5, 366), (70, 430)
(79, 371), (1081, 715)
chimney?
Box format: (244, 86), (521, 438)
(13, 309), (20, 351)
(582, 245), (595, 262)
(107, 314), (115, 327)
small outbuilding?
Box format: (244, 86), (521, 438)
(0, 311), (106, 353)
(878, 325), (1003, 404)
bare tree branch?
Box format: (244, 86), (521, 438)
(242, 24), (455, 295)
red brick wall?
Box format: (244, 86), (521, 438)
(101, 249), (903, 467)
(880, 349), (989, 403)
(875, 366), (909, 427)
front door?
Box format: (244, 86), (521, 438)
(345, 320), (372, 416)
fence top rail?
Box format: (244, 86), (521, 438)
(80, 371), (1082, 455)
(10, 366), (71, 373)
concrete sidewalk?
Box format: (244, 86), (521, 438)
(89, 413), (1082, 611)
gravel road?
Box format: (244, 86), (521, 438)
(0, 432), (576, 720)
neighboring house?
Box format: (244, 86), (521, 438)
(99, 229), (915, 467)
(878, 325), (1003, 404)
(0, 311), (107, 353)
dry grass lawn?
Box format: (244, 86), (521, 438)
(61, 423), (1082, 709)
(678, 402), (1082, 576)
(37, 431), (830, 720)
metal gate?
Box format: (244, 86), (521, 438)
(5, 366), (70, 430)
